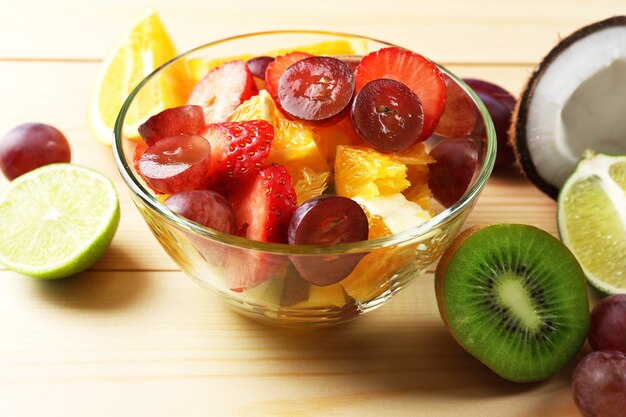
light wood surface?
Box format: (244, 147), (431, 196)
(0, 1), (620, 416)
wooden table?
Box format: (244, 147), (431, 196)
(0, 1), (621, 415)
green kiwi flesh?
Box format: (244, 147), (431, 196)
(435, 224), (589, 383)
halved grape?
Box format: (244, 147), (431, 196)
(434, 75), (477, 138)
(138, 134), (211, 194)
(288, 195), (368, 286)
(138, 105), (206, 146)
(572, 351), (626, 417)
(165, 190), (235, 234)
(246, 56), (274, 79)
(337, 56), (361, 72)
(428, 137), (478, 207)
(351, 79), (424, 152)
(463, 78), (516, 167)
(589, 294), (626, 353)
(0, 123), (71, 180)
(277, 56), (355, 122)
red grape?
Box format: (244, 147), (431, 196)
(288, 195), (368, 286)
(138, 105), (206, 146)
(165, 190), (235, 234)
(246, 56), (274, 79)
(589, 294), (626, 353)
(463, 78), (516, 167)
(0, 122), (71, 180)
(277, 56), (354, 122)
(572, 350), (626, 417)
(351, 79), (424, 152)
(339, 56), (361, 72)
(428, 137), (479, 207)
(138, 134), (211, 194)
(434, 75), (476, 138)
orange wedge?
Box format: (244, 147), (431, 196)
(88, 8), (192, 145)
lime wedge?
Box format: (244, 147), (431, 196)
(557, 150), (626, 294)
(0, 164), (120, 279)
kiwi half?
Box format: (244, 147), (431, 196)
(435, 224), (589, 383)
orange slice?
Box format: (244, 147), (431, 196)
(335, 145), (410, 198)
(88, 8), (192, 145)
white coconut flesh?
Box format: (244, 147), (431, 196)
(526, 25), (626, 190)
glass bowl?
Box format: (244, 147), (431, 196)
(113, 31), (496, 327)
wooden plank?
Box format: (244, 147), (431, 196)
(0, 0), (623, 63)
(0, 269), (582, 417)
(0, 3), (604, 416)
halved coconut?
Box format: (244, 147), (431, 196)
(512, 16), (626, 199)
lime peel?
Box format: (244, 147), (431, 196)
(0, 163), (120, 279)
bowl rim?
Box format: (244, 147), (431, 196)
(113, 29), (496, 255)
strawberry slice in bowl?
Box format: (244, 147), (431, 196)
(203, 119), (274, 194)
(354, 47), (446, 141)
(228, 163), (297, 244)
(224, 164), (298, 290)
(187, 60), (258, 124)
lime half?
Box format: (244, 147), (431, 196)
(0, 163), (120, 279)
(557, 150), (626, 294)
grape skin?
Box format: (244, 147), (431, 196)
(589, 294), (626, 353)
(572, 350), (626, 417)
(278, 56), (355, 122)
(463, 78), (516, 167)
(138, 134), (211, 194)
(138, 105), (206, 146)
(428, 137), (478, 207)
(0, 123), (71, 180)
(288, 195), (368, 286)
(165, 190), (235, 234)
(351, 78), (424, 152)
(246, 56), (274, 79)
(288, 195), (368, 246)
(434, 75), (476, 138)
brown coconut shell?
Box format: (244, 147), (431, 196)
(510, 15), (626, 200)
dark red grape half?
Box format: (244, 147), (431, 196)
(138, 105), (206, 146)
(351, 78), (424, 152)
(165, 190), (235, 234)
(138, 134), (211, 194)
(246, 56), (275, 79)
(288, 195), (368, 286)
(277, 56), (355, 122)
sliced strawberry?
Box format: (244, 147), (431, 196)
(265, 51), (313, 100)
(138, 105), (206, 146)
(222, 163), (297, 290)
(203, 120), (274, 194)
(187, 60), (258, 124)
(354, 47), (446, 140)
(227, 164), (297, 243)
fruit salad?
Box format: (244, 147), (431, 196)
(130, 42), (487, 311)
